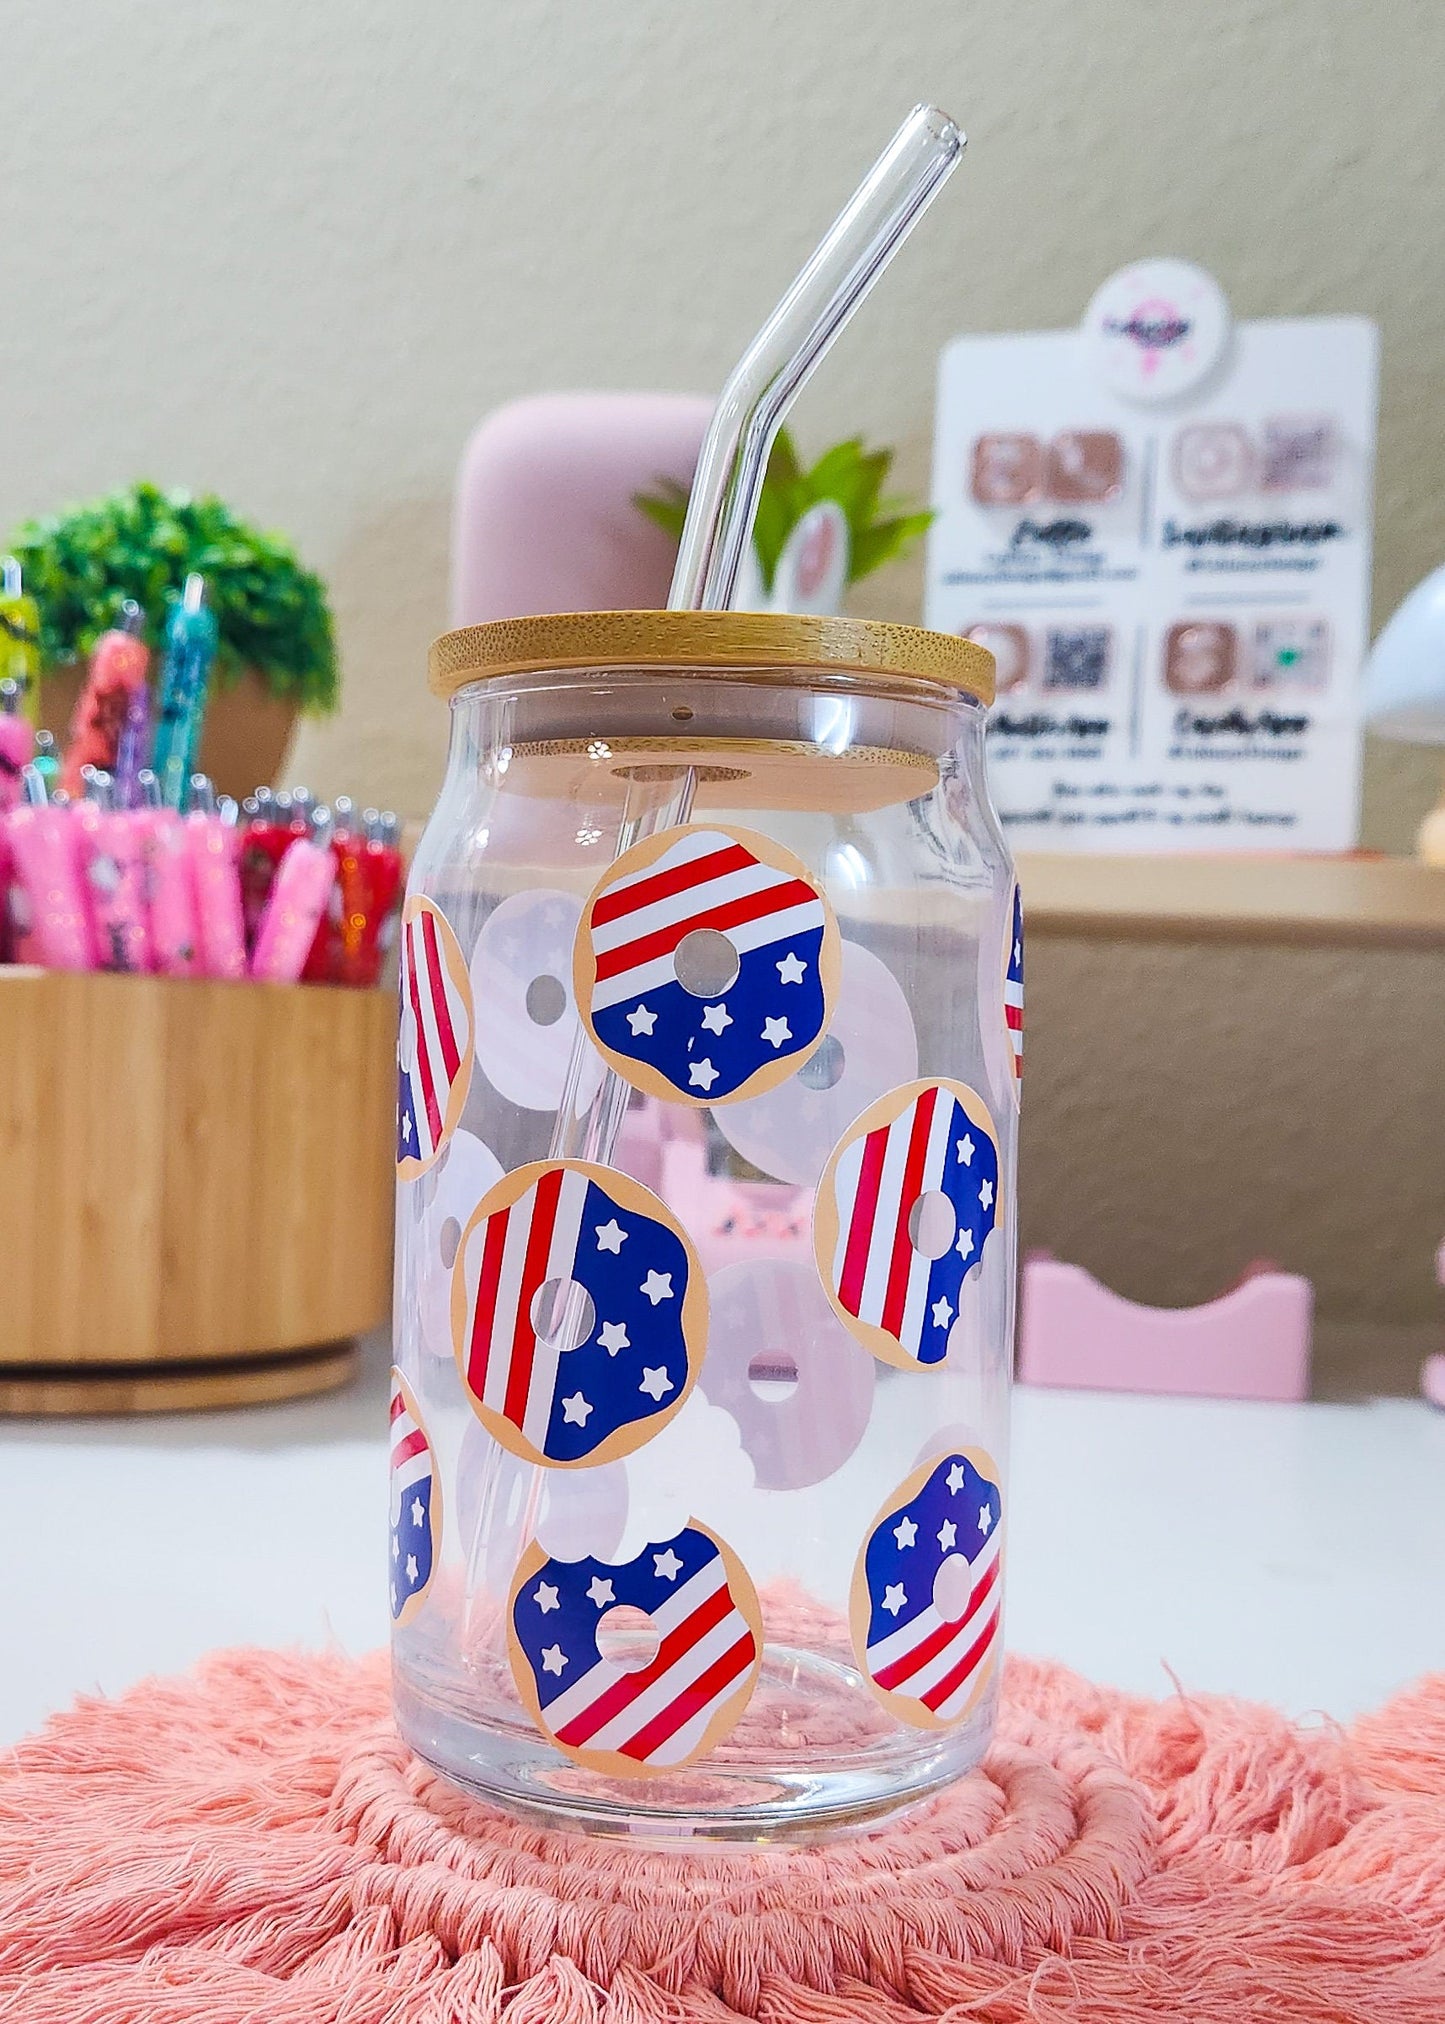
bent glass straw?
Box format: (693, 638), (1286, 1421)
(532, 105), (965, 1352)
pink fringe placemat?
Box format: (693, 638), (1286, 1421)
(2, 1647), (1443, 2021)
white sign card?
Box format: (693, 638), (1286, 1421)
(924, 262), (1378, 851)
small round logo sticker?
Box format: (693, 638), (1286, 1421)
(1083, 259), (1230, 405)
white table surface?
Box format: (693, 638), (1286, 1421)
(7, 1333), (1444, 1748)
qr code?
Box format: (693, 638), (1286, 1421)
(1260, 416), (1336, 492)
(1043, 626), (1111, 691)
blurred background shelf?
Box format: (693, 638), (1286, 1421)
(1018, 852), (1445, 1396)
(1019, 852), (1445, 949)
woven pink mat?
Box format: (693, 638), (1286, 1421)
(2, 1648), (1444, 2022)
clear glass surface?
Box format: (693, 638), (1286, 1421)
(392, 663), (1018, 1842)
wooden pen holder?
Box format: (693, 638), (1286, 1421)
(0, 967), (395, 1413)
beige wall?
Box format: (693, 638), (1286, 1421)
(5, 0), (1443, 841)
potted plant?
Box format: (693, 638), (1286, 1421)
(8, 482), (338, 795)
(636, 428), (934, 615)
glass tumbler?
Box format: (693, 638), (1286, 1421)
(391, 611), (1018, 1841)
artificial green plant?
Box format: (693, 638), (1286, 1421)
(6, 482), (338, 710)
(635, 428), (934, 592)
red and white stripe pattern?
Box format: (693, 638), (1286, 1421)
(586, 827), (825, 1013)
(460, 1165), (591, 1455)
(827, 1082), (997, 1365)
(532, 1541), (757, 1768)
(865, 1522), (1003, 1722)
(389, 1377), (431, 1513)
(1005, 881), (1024, 1082)
(398, 900), (470, 1171)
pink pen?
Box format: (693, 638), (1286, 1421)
(186, 773), (247, 981)
(250, 805), (338, 984)
(0, 679), (34, 814)
(137, 767), (198, 977)
(5, 765), (93, 970)
(74, 768), (150, 974)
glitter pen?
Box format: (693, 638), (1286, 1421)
(186, 773), (247, 981)
(5, 764), (92, 969)
(151, 574), (219, 809)
(0, 678), (34, 813)
(251, 804), (339, 984)
(0, 557), (42, 727)
(61, 599), (149, 797)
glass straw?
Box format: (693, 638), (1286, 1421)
(526, 103), (965, 1379)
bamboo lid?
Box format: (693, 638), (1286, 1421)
(428, 610), (994, 706)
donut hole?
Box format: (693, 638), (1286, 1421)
(438, 1215), (462, 1272)
(933, 1552), (974, 1625)
(596, 1604), (662, 1672)
(797, 1033), (845, 1091)
(529, 1276), (597, 1354)
(746, 1351), (800, 1404)
(908, 1190), (958, 1261)
(524, 973), (568, 1027)
(674, 927), (741, 999)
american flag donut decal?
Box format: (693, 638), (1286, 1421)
(389, 1370), (442, 1627)
(574, 823), (840, 1106)
(451, 1160), (707, 1468)
(508, 1521), (762, 1776)
(397, 895), (474, 1180)
(851, 1449), (1003, 1729)
(813, 1078), (1001, 1371)
(1004, 880), (1024, 1088)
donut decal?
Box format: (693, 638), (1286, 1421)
(452, 1160), (707, 1468)
(1004, 880), (1024, 1088)
(814, 1079), (1001, 1370)
(851, 1449), (1003, 1729)
(389, 1370), (442, 1627)
(397, 895), (474, 1180)
(702, 1259), (875, 1490)
(508, 1521), (762, 1775)
(574, 823), (840, 1106)
(470, 888), (605, 1113)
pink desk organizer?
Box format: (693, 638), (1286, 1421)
(1017, 1252), (1312, 1402)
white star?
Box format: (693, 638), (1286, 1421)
(626, 1004), (657, 1036)
(978, 1503), (994, 1534)
(639, 1365), (673, 1401)
(598, 1320), (630, 1355)
(700, 1003), (732, 1034)
(956, 1227), (975, 1260)
(1014, 939), (1022, 966)
(946, 1462), (967, 1493)
(533, 1582), (560, 1613)
(882, 1582), (907, 1616)
(586, 1576), (615, 1608)
(687, 1057), (719, 1090)
(541, 1644), (567, 1676)
(979, 1178), (994, 1210)
(595, 1219), (627, 1253)
(776, 952), (807, 984)
(561, 1391), (593, 1426)
(956, 1134), (974, 1165)
(391, 1535), (399, 1560)
(401, 1111), (413, 1143)
(931, 1295), (954, 1329)
(653, 1548), (683, 1581)
(640, 1270), (674, 1305)
(410, 1497), (424, 1527)
(405, 1555), (419, 1582)
(893, 1516), (918, 1549)
(938, 1520), (957, 1550)
(761, 1016), (792, 1049)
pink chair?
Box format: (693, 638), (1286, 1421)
(1017, 1252), (1312, 1402)
(451, 392), (712, 626)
